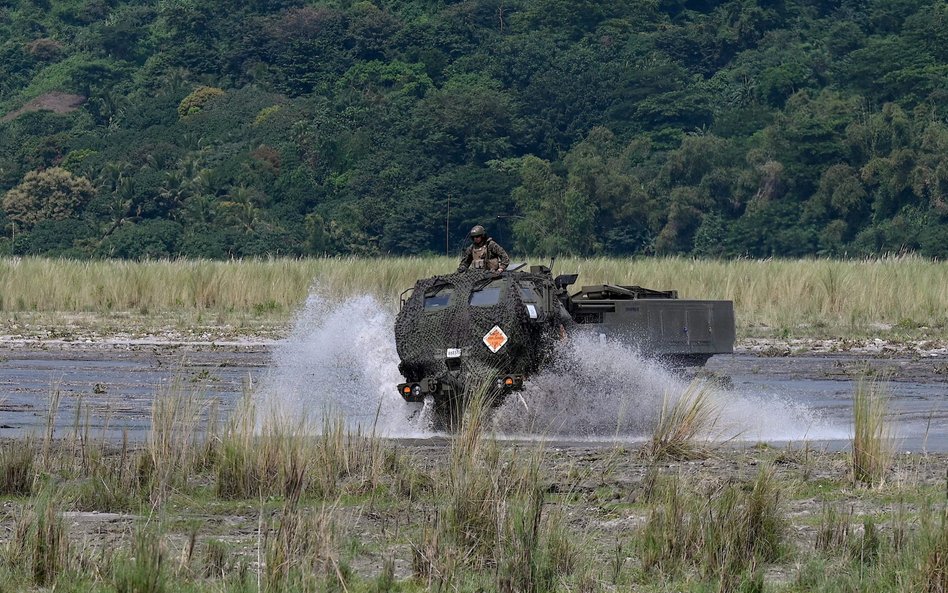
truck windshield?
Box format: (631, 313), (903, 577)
(423, 285), (454, 310)
(470, 280), (504, 306)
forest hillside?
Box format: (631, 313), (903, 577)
(1, 0), (947, 258)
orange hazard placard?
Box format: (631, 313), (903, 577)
(483, 325), (508, 353)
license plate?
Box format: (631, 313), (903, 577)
(446, 348), (461, 358)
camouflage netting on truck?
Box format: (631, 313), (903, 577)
(394, 270), (556, 389)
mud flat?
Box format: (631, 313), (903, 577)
(0, 334), (946, 591)
(0, 437), (945, 592)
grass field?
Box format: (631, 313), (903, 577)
(0, 380), (944, 593)
(1, 256), (947, 341)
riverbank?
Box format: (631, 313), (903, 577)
(0, 435), (944, 592)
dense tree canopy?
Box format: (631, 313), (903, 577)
(1, 0), (947, 259)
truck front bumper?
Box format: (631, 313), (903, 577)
(397, 374), (524, 403)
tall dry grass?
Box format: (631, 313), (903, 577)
(851, 377), (895, 487)
(2, 255), (947, 334)
(412, 382), (582, 593)
(645, 379), (721, 461)
(0, 257), (446, 314)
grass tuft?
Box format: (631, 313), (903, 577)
(5, 490), (71, 587)
(412, 379), (582, 592)
(263, 501), (345, 592)
(645, 379), (720, 461)
(797, 498), (947, 592)
(144, 381), (206, 504)
(815, 503), (852, 554)
(851, 377), (895, 487)
(112, 528), (167, 593)
(216, 390), (264, 500)
(918, 503), (948, 593)
(202, 539), (230, 579)
(0, 438), (35, 496)
(640, 466), (786, 591)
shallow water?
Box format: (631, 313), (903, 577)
(0, 295), (945, 450)
(707, 354), (948, 452)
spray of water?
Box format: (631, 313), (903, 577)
(490, 332), (844, 442)
(255, 289), (427, 436)
(259, 289), (844, 442)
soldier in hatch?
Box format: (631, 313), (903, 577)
(457, 225), (510, 273)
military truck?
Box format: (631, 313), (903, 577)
(394, 264), (734, 422)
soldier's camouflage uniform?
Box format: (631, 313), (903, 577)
(457, 238), (510, 272)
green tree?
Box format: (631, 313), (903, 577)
(911, 119), (948, 217)
(97, 220), (183, 259)
(177, 86), (225, 118)
(416, 73), (513, 163)
(510, 156), (596, 256)
(692, 212), (727, 258)
(563, 127), (650, 253)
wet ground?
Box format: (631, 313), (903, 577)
(0, 341), (945, 451)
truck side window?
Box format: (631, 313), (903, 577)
(423, 285), (454, 310)
(470, 280), (504, 306)
(519, 285), (539, 303)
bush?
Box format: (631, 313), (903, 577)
(97, 220), (183, 259)
(177, 86), (225, 118)
(12, 218), (95, 257)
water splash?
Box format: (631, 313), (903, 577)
(490, 332), (674, 438)
(492, 332), (844, 442)
(255, 289), (426, 436)
(258, 290), (844, 442)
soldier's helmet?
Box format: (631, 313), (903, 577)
(469, 225), (486, 238)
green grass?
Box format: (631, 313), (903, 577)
(0, 438), (35, 496)
(1, 255), (947, 339)
(0, 373), (944, 591)
(639, 465), (787, 591)
(790, 500), (948, 593)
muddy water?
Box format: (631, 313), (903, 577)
(0, 342), (945, 451)
(0, 344), (268, 439)
(706, 354), (948, 452)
